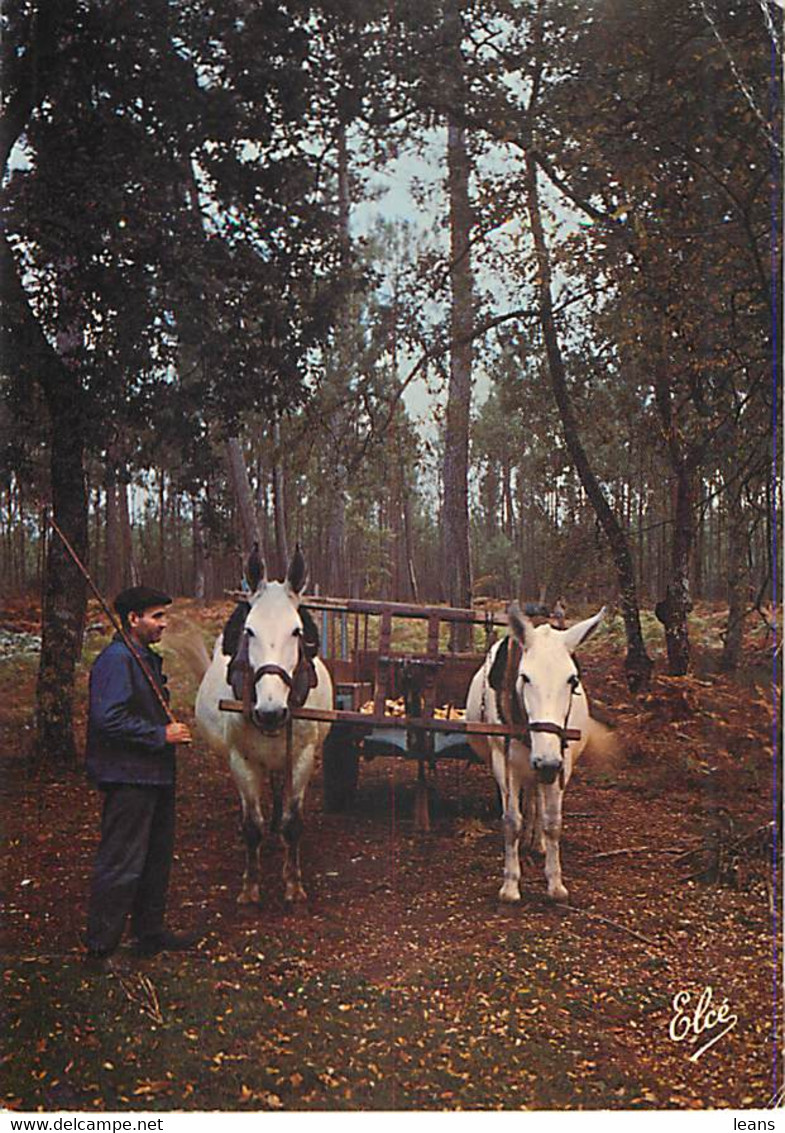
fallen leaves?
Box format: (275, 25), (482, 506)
(239, 1085), (283, 1108)
(0, 599), (780, 1113)
(132, 1079), (172, 1097)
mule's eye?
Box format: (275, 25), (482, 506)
(568, 673), (580, 690)
(520, 673), (530, 684)
(246, 628), (255, 639)
(292, 626), (302, 638)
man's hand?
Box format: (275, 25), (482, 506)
(165, 721), (192, 745)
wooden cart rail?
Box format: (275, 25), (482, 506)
(301, 595), (508, 627)
(218, 699), (524, 740)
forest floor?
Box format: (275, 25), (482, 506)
(0, 597), (781, 1113)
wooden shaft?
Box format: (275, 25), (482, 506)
(215, 699), (581, 742)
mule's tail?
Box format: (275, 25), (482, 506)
(579, 717), (622, 772)
(171, 629), (212, 683)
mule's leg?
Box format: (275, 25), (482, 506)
(521, 778), (545, 856)
(281, 798), (306, 903)
(231, 754), (264, 905)
(538, 780), (568, 903)
(269, 773), (283, 835)
(534, 793), (546, 855)
(492, 746), (524, 903)
(280, 746), (315, 903)
(238, 796), (265, 904)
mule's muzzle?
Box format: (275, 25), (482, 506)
(251, 706), (289, 734)
(533, 761), (561, 786)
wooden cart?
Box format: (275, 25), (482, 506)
(220, 596), (530, 828)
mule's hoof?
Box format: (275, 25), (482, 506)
(547, 884), (569, 903)
(498, 883), (521, 904)
(285, 884), (307, 904)
(237, 887), (260, 905)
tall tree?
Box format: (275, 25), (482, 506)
(440, 0), (475, 622)
(524, 148), (653, 689)
(1, 0), (343, 759)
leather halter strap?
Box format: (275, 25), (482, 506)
(241, 644), (317, 720)
(252, 663), (293, 688)
(528, 720), (582, 743)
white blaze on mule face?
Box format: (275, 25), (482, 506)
(465, 605), (606, 904)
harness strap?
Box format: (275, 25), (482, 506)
(254, 663), (293, 688)
(249, 648), (318, 711)
(231, 620), (318, 724)
(488, 638), (582, 749)
(529, 721), (582, 742)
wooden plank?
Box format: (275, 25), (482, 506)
(374, 610), (392, 716)
(217, 699), (545, 740)
(302, 595), (508, 627)
(426, 612), (440, 658)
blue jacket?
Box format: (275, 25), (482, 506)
(86, 635), (175, 787)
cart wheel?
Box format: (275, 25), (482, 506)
(323, 725), (360, 812)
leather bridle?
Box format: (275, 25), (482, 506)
(251, 662), (297, 691)
(527, 719), (582, 747)
(232, 634), (317, 724)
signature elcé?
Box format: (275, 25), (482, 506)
(668, 985), (739, 1062)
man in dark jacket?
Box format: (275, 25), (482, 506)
(85, 586), (194, 967)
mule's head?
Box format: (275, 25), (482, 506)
(241, 546), (309, 735)
(508, 602), (605, 783)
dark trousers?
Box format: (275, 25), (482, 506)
(86, 783), (175, 954)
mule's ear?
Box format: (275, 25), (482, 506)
(508, 601), (534, 648)
(246, 540), (265, 592)
(561, 607), (606, 653)
(286, 543), (307, 597)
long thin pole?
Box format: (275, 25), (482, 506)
(48, 514), (176, 724)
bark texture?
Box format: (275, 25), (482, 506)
(652, 351), (696, 676)
(720, 475), (748, 671)
(36, 383), (88, 762)
(225, 436), (262, 558)
(441, 0), (474, 638)
(524, 154), (653, 691)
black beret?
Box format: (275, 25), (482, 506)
(114, 586), (172, 619)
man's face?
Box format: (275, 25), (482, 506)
(128, 605), (169, 646)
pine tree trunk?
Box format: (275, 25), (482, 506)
(36, 380), (88, 763)
(105, 473), (123, 598)
(173, 492), (183, 594)
(158, 471), (166, 589)
(660, 465), (693, 675)
(192, 494), (206, 602)
(524, 151), (652, 690)
(16, 480), (26, 590)
(398, 442), (419, 602)
(442, 0), (474, 640)
(272, 418), (289, 580)
(324, 121), (352, 597)
(225, 436), (261, 557)
(91, 487), (101, 586)
(721, 475), (748, 671)
(503, 457), (515, 540)
(118, 481), (138, 586)
(693, 480), (705, 600)
(2, 238), (88, 761)
(651, 340), (697, 676)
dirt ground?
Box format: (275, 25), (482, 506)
(1, 599), (781, 1112)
